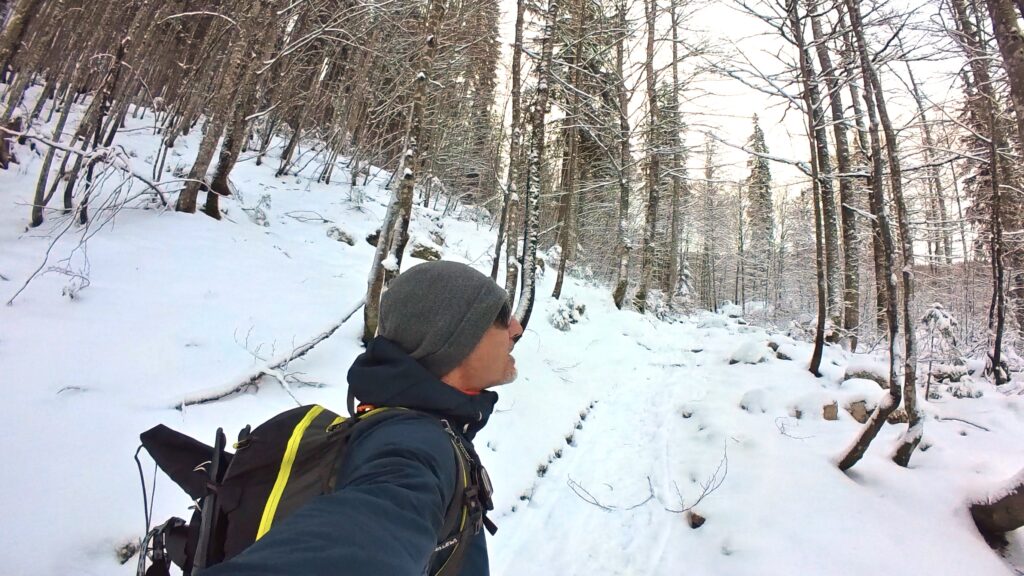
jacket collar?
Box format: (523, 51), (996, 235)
(347, 337), (498, 439)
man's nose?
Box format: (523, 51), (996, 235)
(509, 317), (524, 343)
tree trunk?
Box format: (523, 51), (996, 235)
(206, 5), (277, 219)
(363, 0), (447, 343)
(493, 0), (526, 283)
(666, 0), (683, 301)
(515, 0), (558, 330)
(0, 0), (45, 74)
(176, 13), (255, 214)
(985, 0), (1024, 148)
(789, 1), (827, 376)
(811, 12), (859, 350)
(841, 21), (886, 335)
(950, 0), (1018, 373)
(634, 0), (660, 313)
(553, 9), (584, 300)
(612, 0), (632, 310)
(837, 0), (904, 471)
(988, 111), (1008, 385)
(851, 10), (920, 465)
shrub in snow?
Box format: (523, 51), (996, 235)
(348, 185), (365, 205)
(61, 274), (90, 300)
(948, 378), (984, 399)
(729, 339), (769, 364)
(428, 229), (445, 247)
(786, 314), (838, 343)
(410, 241), (442, 261)
(919, 304), (967, 397)
(326, 227), (355, 246)
(242, 194), (271, 227)
(548, 297), (586, 331)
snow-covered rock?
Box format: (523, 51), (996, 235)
(729, 338), (769, 364)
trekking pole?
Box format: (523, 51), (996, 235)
(192, 428), (226, 573)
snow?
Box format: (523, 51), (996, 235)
(730, 338), (770, 364)
(1, 94), (1023, 576)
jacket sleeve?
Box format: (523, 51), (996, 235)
(203, 414), (457, 576)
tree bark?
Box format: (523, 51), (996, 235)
(837, 0), (904, 471)
(811, 11), (859, 350)
(612, 0), (632, 310)
(789, 0), (827, 375)
(634, 0), (660, 313)
(0, 0), (45, 74)
(493, 0), (526, 284)
(553, 7), (584, 300)
(985, 0), (1024, 148)
(363, 0), (447, 342)
(514, 0), (558, 330)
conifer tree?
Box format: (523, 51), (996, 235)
(744, 114), (773, 308)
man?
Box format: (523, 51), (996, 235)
(205, 260), (523, 576)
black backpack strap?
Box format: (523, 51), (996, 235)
(431, 419), (496, 576)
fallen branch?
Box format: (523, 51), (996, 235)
(284, 210), (333, 223)
(172, 298), (365, 408)
(934, 416), (991, 432)
(565, 476), (656, 512)
(567, 476), (616, 511)
(0, 127), (169, 207)
(665, 444), (728, 514)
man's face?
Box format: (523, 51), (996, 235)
(450, 316), (524, 394)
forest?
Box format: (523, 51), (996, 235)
(2, 0), (1024, 569)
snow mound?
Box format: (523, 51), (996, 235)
(730, 338), (769, 364)
(720, 301), (743, 318)
(739, 388), (768, 413)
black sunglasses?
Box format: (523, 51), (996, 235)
(496, 301), (512, 328)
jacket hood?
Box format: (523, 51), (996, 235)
(347, 336), (498, 438)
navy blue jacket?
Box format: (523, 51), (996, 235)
(204, 337), (497, 576)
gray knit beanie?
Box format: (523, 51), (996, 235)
(379, 260), (510, 377)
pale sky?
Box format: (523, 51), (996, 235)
(489, 0), (965, 199)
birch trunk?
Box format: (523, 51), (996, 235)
(494, 0), (526, 284)
(363, 0), (447, 342)
(514, 0), (559, 330)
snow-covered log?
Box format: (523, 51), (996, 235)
(971, 468), (1024, 546)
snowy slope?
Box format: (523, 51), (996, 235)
(1, 99), (1022, 576)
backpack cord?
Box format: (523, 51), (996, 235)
(134, 445), (159, 575)
(134, 445), (153, 533)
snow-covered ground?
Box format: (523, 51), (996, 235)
(1, 99), (1023, 575)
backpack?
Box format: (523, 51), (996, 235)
(135, 404), (495, 576)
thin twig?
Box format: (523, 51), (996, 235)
(664, 444), (728, 514)
(566, 476), (615, 511)
(934, 416), (990, 432)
